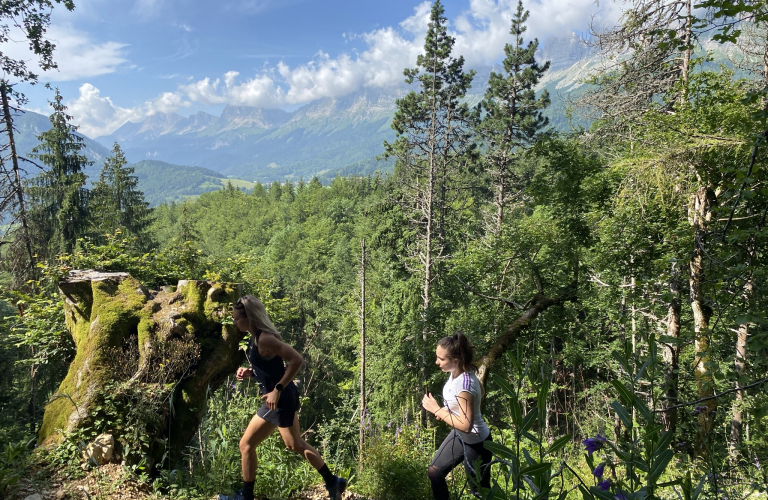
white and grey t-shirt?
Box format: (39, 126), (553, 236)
(442, 371), (490, 444)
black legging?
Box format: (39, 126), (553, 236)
(428, 430), (492, 500)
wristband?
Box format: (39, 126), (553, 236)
(275, 383), (284, 392)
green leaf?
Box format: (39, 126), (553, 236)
(578, 485), (594, 500)
(492, 373), (517, 401)
(521, 462), (551, 477)
(611, 401), (632, 429)
(692, 474), (707, 500)
(634, 358), (651, 384)
(484, 441), (517, 462)
(653, 431), (674, 456)
(522, 411), (537, 433)
(522, 447), (536, 467)
(633, 396), (653, 423)
(546, 434), (572, 456)
(511, 400), (523, 430)
(589, 487), (615, 500)
(612, 351), (631, 374)
(611, 380), (634, 406)
(649, 449), (674, 484)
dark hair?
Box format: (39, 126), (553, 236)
(437, 332), (476, 373)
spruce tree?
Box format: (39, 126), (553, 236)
(382, 0), (476, 420)
(26, 89), (91, 259)
(90, 143), (153, 247)
(477, 0), (550, 231)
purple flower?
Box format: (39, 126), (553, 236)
(593, 463), (605, 480)
(598, 479), (610, 491)
(692, 405), (708, 415)
(583, 434), (607, 456)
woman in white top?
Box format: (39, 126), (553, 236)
(422, 332), (493, 499)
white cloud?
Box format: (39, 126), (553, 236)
(63, 0), (622, 136)
(175, 0), (621, 108)
(66, 84), (143, 138)
(65, 83), (190, 138)
(1, 24), (128, 81)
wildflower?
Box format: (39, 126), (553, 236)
(583, 434), (607, 456)
(692, 405), (707, 415)
(598, 479), (610, 491)
(593, 463), (605, 480)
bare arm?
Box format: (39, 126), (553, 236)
(422, 391), (474, 433)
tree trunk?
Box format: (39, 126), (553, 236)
(730, 255), (754, 460)
(689, 185), (716, 457)
(359, 239), (366, 454)
(40, 270), (244, 467)
(0, 81), (35, 275)
(662, 263), (681, 433)
(476, 282), (577, 387)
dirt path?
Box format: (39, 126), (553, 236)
(10, 464), (370, 500)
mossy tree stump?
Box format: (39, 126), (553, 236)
(40, 270), (244, 467)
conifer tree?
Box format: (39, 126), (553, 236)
(477, 0), (550, 231)
(25, 89), (91, 259)
(90, 143), (153, 246)
(382, 0), (476, 418)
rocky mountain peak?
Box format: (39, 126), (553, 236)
(219, 105), (290, 130)
(539, 33), (591, 72)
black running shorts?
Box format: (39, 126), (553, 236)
(256, 382), (300, 428)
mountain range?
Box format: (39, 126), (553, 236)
(7, 35), (729, 204)
(91, 34), (597, 184)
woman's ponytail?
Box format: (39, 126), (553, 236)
(437, 331), (476, 372)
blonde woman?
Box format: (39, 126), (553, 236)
(218, 295), (346, 500)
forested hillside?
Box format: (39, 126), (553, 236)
(3, 1), (768, 500)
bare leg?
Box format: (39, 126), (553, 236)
(277, 414), (326, 470)
(240, 414), (276, 481)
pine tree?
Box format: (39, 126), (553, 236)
(90, 143), (153, 247)
(25, 89), (91, 259)
(477, 0), (550, 231)
(382, 0), (476, 420)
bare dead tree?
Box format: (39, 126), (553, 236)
(577, 0), (695, 143)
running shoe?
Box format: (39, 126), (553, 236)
(326, 475), (347, 500)
(217, 491), (248, 500)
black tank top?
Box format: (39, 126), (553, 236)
(245, 334), (286, 393)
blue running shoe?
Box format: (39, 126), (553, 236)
(217, 491), (247, 500)
(326, 475), (347, 500)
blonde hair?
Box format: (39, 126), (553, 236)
(232, 295), (282, 340)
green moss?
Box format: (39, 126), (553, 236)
(40, 276), (148, 444)
(179, 281), (205, 319)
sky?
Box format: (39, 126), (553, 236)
(2, 0), (624, 138)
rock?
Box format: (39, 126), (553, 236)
(55, 489), (66, 499)
(81, 433), (114, 465)
(23, 494), (42, 500)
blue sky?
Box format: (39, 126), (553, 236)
(4, 0), (622, 138)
